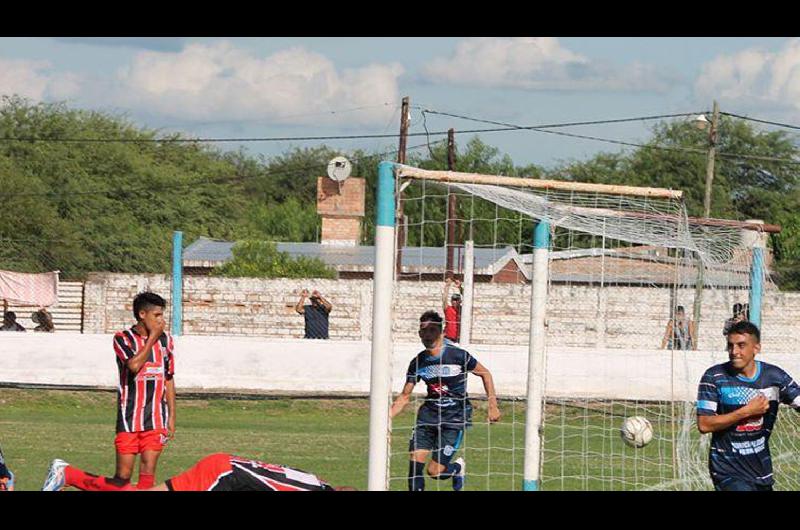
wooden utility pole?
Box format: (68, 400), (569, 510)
(395, 96), (410, 279)
(695, 100), (720, 348)
(703, 100), (720, 219)
(445, 128), (457, 279)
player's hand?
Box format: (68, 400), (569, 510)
(488, 404), (501, 423)
(741, 394), (769, 417)
(445, 278), (452, 285)
(454, 279), (462, 288)
(148, 319), (166, 340)
(300, 289), (309, 297)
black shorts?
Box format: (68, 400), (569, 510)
(409, 424), (465, 465)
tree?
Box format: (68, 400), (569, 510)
(213, 240), (336, 279)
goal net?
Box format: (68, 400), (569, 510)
(368, 161), (800, 491)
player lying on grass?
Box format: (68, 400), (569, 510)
(42, 453), (355, 491)
(0, 445), (14, 491)
(390, 310), (501, 491)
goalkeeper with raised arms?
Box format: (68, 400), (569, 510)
(390, 310), (501, 491)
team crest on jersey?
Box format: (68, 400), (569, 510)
(443, 445), (455, 457)
(141, 366), (164, 378)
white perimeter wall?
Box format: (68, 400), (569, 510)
(4, 334), (800, 401)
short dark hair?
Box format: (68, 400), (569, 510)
(727, 320), (760, 342)
(732, 303), (743, 315)
(675, 305), (685, 313)
(419, 310), (443, 329)
(132, 291), (166, 321)
(4, 311), (16, 321)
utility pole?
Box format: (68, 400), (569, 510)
(395, 96), (410, 279)
(446, 128), (457, 279)
(703, 100), (720, 218)
(694, 100), (719, 348)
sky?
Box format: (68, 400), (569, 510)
(0, 37), (797, 169)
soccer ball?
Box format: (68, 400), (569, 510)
(620, 416), (653, 448)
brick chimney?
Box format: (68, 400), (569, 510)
(316, 176), (365, 246)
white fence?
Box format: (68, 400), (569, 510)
(4, 334), (794, 401)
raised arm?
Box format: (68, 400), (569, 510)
(313, 290), (333, 313)
(295, 289), (309, 314)
(442, 279), (452, 312)
(471, 361), (501, 423)
(390, 382), (416, 419)
(697, 395), (769, 434)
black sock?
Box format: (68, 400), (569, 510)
(432, 461), (461, 480)
(408, 461), (425, 491)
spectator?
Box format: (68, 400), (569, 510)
(442, 278), (463, 343)
(1, 311), (26, 332)
(661, 305), (696, 351)
(295, 289), (332, 339)
(722, 303), (746, 337)
(32, 308), (55, 332)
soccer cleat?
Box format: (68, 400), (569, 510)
(42, 459), (69, 491)
(452, 457), (465, 491)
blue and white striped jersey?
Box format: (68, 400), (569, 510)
(697, 360), (800, 486)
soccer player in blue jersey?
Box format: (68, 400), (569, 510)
(390, 310), (501, 491)
(696, 320), (800, 491)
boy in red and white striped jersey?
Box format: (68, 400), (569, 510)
(74, 292), (176, 491)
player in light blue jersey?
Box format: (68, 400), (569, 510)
(390, 310), (501, 491)
(696, 320), (800, 491)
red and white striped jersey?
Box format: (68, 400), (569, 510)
(113, 327), (175, 433)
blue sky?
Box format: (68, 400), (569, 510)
(0, 37), (797, 169)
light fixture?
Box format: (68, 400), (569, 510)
(693, 114), (710, 130)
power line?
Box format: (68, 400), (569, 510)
(422, 108), (800, 166)
(720, 111), (800, 132)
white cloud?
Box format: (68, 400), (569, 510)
(108, 41), (404, 126)
(0, 57), (81, 101)
(695, 39), (800, 112)
(421, 37), (674, 92)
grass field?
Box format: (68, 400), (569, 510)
(4, 388), (800, 491)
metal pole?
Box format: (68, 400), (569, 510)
(748, 221), (766, 329)
(460, 240), (475, 347)
(446, 128), (457, 279)
(171, 231), (183, 336)
(523, 220), (550, 491)
(703, 100), (720, 219)
(395, 97), (410, 280)
(368, 161), (396, 491)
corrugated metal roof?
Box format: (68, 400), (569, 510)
(183, 237), (523, 275)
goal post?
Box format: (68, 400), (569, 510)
(369, 162), (788, 491)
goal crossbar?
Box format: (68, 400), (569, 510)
(396, 165), (683, 200)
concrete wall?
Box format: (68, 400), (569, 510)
(3, 333), (800, 401)
(80, 273), (800, 355)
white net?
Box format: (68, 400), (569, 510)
(385, 165), (800, 491)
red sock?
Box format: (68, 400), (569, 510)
(137, 473), (155, 490)
(64, 466), (133, 491)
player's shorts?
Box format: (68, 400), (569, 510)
(408, 425), (464, 466)
(712, 475), (773, 491)
(167, 453), (234, 491)
(114, 428), (169, 455)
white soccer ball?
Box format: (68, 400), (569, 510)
(620, 416), (653, 448)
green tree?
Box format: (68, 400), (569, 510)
(213, 240), (336, 279)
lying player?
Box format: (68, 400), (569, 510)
(42, 453), (354, 491)
(0, 445), (14, 491)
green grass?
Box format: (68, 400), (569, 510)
(4, 389), (799, 491)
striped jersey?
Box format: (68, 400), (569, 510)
(166, 453), (335, 491)
(696, 360), (800, 486)
(113, 327), (175, 433)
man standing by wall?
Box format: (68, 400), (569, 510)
(442, 279), (463, 343)
(295, 289), (332, 339)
